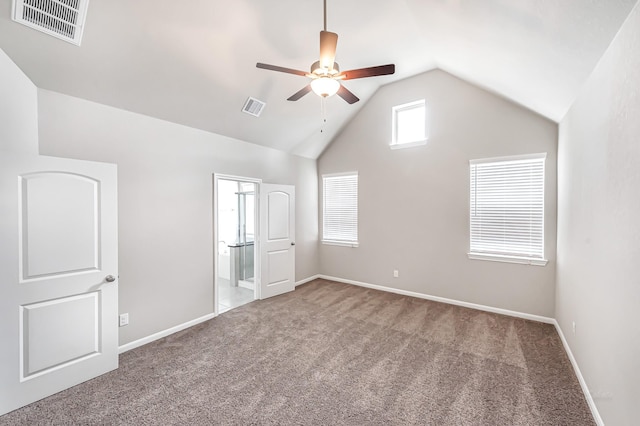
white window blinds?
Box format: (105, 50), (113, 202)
(323, 173), (358, 245)
(469, 154), (545, 262)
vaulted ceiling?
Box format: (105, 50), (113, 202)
(0, 0), (637, 158)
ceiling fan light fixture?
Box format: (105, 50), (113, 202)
(311, 77), (340, 98)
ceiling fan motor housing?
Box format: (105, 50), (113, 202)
(311, 61), (340, 76)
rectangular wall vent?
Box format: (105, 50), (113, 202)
(12, 0), (90, 46)
(242, 97), (266, 117)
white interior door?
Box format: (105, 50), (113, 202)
(0, 154), (118, 416)
(259, 183), (295, 299)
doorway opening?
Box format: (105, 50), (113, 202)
(215, 176), (259, 314)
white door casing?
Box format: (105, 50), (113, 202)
(259, 184), (295, 299)
(213, 174), (262, 310)
(0, 154), (118, 416)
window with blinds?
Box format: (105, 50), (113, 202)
(322, 173), (358, 246)
(469, 153), (547, 265)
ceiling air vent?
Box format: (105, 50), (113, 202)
(242, 97), (266, 117)
(12, 0), (90, 46)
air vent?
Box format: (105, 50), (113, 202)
(242, 97), (266, 117)
(12, 0), (90, 46)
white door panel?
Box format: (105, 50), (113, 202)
(21, 172), (100, 278)
(22, 292), (100, 378)
(260, 184), (295, 299)
(266, 249), (290, 284)
(0, 154), (118, 416)
(267, 191), (290, 240)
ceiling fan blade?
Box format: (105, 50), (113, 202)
(336, 84), (359, 104)
(339, 64), (395, 80)
(319, 31), (338, 71)
(287, 85), (312, 101)
(256, 63), (309, 77)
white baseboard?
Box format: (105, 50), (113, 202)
(119, 275), (319, 354)
(118, 313), (216, 354)
(295, 274), (320, 287)
(553, 320), (604, 426)
(318, 274), (555, 324)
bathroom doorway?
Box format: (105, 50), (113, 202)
(215, 176), (259, 314)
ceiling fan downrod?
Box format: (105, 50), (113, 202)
(323, 0), (327, 31)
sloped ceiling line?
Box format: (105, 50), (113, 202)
(0, 0), (636, 159)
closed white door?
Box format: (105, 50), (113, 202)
(259, 184), (295, 299)
(0, 154), (118, 416)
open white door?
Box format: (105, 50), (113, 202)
(0, 154), (118, 416)
(259, 184), (295, 299)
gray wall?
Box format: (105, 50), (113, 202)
(318, 70), (558, 317)
(556, 3), (640, 424)
(0, 47), (38, 155)
(37, 89), (319, 346)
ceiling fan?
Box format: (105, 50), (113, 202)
(256, 0), (395, 104)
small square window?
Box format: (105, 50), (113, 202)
(391, 100), (427, 149)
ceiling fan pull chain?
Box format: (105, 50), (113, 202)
(320, 97), (327, 132)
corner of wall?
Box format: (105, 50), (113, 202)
(0, 47), (39, 155)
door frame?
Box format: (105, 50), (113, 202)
(213, 174), (262, 315)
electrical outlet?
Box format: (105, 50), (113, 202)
(393, 269), (399, 278)
(119, 313), (129, 327)
(572, 321), (576, 334)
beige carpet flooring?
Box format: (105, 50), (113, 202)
(0, 279), (594, 425)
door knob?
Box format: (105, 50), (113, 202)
(105, 275), (116, 283)
(291, 242), (295, 246)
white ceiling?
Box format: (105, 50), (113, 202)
(0, 0), (637, 158)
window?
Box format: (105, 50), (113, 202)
(469, 153), (547, 265)
(322, 173), (358, 247)
(391, 99), (427, 149)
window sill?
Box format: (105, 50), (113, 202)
(390, 139), (428, 150)
(322, 240), (359, 248)
(468, 252), (548, 266)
